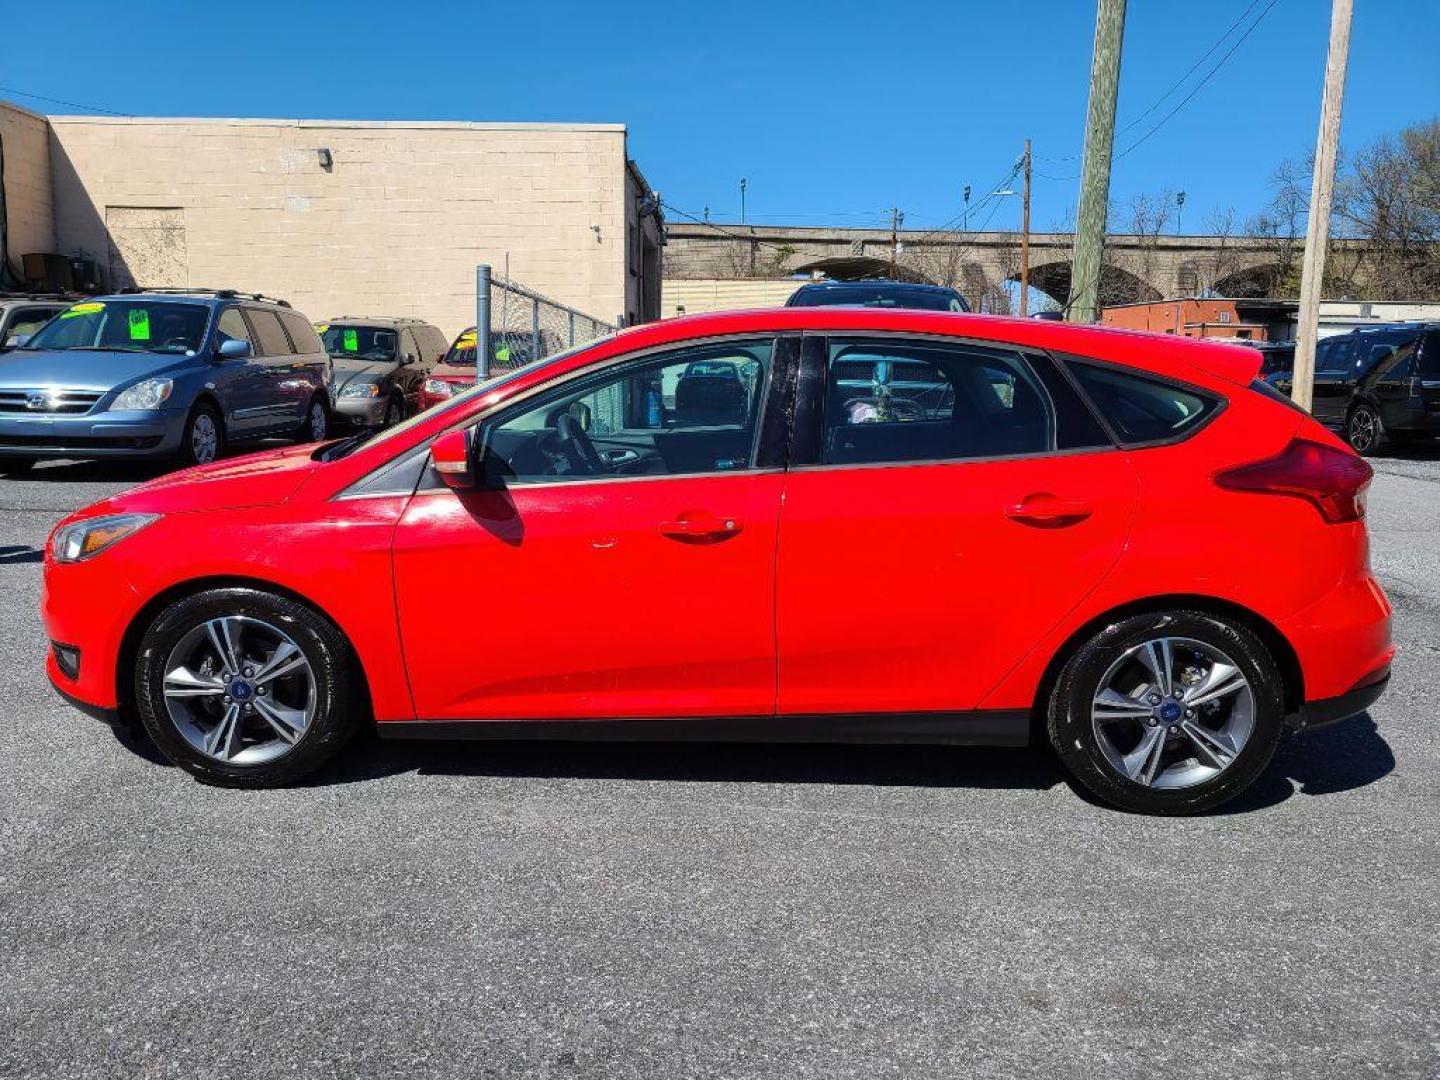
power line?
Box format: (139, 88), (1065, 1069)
(0, 86), (130, 116)
(1114, 0), (1281, 161)
(1032, 0), (1279, 175)
(1114, 0), (1266, 139)
(658, 200), (805, 257)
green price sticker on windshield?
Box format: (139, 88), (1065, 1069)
(342, 328), (358, 352)
(127, 309), (151, 341)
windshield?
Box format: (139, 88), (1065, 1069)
(440, 329), (543, 371)
(25, 300), (211, 354)
(319, 335), (614, 461)
(320, 324), (397, 362)
(791, 285), (963, 311)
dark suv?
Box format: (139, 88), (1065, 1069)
(1267, 322), (1440, 454)
(786, 280), (971, 312)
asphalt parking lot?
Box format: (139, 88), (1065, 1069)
(1, 452), (1437, 1080)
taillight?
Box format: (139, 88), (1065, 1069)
(1215, 438), (1373, 523)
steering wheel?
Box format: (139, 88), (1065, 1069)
(554, 412), (607, 475)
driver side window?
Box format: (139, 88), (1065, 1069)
(479, 338), (774, 484)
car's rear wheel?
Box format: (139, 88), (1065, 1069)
(1046, 610), (1285, 815)
(133, 587), (360, 787)
(298, 396), (329, 444)
(178, 402), (224, 466)
(1346, 402), (1389, 456)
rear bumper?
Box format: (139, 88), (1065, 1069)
(1292, 670), (1390, 732)
(0, 409), (186, 458)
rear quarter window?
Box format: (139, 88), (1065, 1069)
(1066, 361), (1221, 445)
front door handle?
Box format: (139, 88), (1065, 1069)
(1005, 495), (1093, 528)
(658, 512), (743, 543)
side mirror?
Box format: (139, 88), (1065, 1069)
(567, 400), (591, 432)
(217, 338), (252, 360)
(432, 428), (475, 489)
(5, 334), (30, 349)
(402, 353), (417, 365)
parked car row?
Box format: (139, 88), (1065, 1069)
(1264, 322), (1440, 455)
(0, 290), (455, 472)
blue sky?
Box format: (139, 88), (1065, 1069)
(5, 0), (1437, 235)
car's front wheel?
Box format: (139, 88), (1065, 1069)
(178, 402), (224, 467)
(383, 396), (404, 427)
(1046, 610), (1285, 815)
(133, 587), (360, 786)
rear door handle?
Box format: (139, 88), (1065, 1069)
(1005, 495), (1093, 528)
(659, 512), (743, 543)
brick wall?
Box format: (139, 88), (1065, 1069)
(46, 116), (632, 338)
(0, 100), (55, 270)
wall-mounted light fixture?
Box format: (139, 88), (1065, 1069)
(317, 148), (333, 171)
(591, 224), (602, 243)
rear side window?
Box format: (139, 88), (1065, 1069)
(281, 311), (324, 354)
(821, 338), (1054, 465)
(1067, 361), (1220, 445)
(247, 309), (293, 357)
(1421, 330), (1440, 376)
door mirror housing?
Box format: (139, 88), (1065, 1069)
(432, 428), (475, 488)
(401, 353), (417, 366)
(567, 400), (591, 432)
(217, 338), (252, 360)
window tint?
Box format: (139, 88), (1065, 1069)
(26, 300), (209, 354)
(1068, 362), (1219, 445)
(247, 309), (293, 357)
(5, 307), (61, 340)
(1316, 336), (1354, 373)
(479, 339), (773, 484)
(1421, 330), (1440, 376)
(1029, 353), (1111, 450)
(821, 338), (1053, 465)
(215, 308), (253, 350)
(281, 311), (324, 354)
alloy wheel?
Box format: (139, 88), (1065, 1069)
(192, 413), (219, 464)
(1090, 636), (1255, 790)
(161, 616), (316, 765)
(1348, 407), (1377, 453)
(309, 402), (328, 441)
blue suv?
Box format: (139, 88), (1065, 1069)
(0, 290), (331, 471)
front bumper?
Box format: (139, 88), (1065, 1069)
(331, 395), (388, 427)
(0, 408), (187, 458)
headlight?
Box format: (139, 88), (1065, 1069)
(340, 382), (382, 399)
(51, 513), (159, 563)
(111, 378), (173, 411)
(424, 378), (453, 397)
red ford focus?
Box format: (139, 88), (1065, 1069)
(41, 309), (1392, 814)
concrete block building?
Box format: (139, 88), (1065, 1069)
(0, 100), (664, 337)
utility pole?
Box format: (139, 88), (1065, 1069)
(1292, 0), (1353, 412)
(1067, 0), (1128, 323)
(1020, 139), (1033, 316)
(889, 206), (901, 277)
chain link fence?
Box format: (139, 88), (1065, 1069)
(471, 268), (616, 380)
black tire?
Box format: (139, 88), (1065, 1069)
(133, 587), (361, 787)
(1046, 610), (1285, 815)
(1345, 401), (1389, 456)
(177, 401), (224, 467)
(383, 396), (404, 427)
(297, 395), (329, 444)
(0, 457), (35, 474)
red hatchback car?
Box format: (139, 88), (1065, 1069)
(42, 309), (1392, 814)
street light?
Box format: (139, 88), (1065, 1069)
(1176, 190), (1186, 235)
